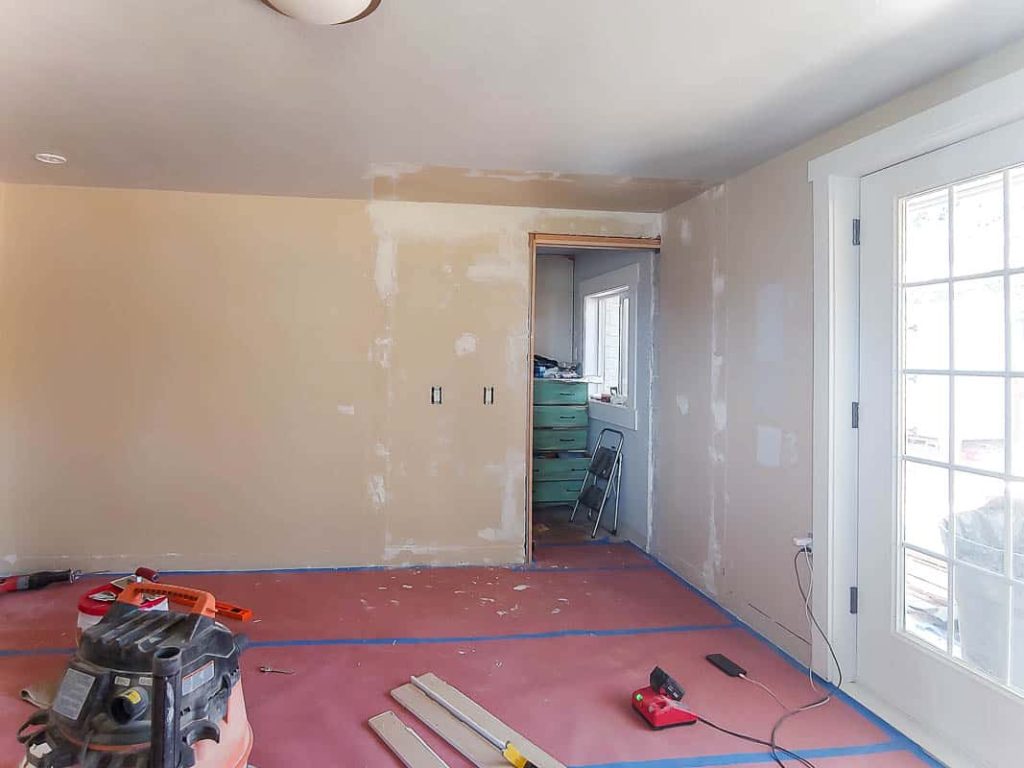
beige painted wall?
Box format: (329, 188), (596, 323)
(0, 184), (657, 572)
(654, 39), (1024, 662)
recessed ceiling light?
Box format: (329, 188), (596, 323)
(35, 152), (67, 165)
(263, 0), (381, 25)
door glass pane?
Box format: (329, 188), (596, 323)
(898, 166), (1019, 692)
(954, 376), (1004, 472)
(904, 461), (949, 555)
(1010, 274), (1024, 371)
(1009, 168), (1023, 268)
(905, 549), (949, 651)
(1012, 583), (1024, 691)
(953, 277), (1004, 371)
(1011, 483), (1024, 582)
(905, 188), (950, 283)
(1012, 380), (1024, 477)
(953, 173), (1004, 277)
(904, 374), (948, 462)
(953, 564), (1009, 681)
(904, 284), (949, 370)
(953, 471), (1005, 573)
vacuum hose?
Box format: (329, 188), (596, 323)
(151, 646), (183, 768)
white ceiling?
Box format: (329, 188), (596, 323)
(4, 0), (1024, 209)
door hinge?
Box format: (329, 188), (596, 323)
(850, 586), (859, 615)
(852, 218), (861, 246)
(851, 401), (860, 429)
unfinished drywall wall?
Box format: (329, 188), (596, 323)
(0, 183), (658, 572)
(653, 39), (1024, 663)
(533, 255), (574, 362)
(572, 250), (656, 549)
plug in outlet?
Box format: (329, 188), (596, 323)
(793, 536), (813, 551)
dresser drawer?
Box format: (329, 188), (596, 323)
(533, 405), (588, 428)
(533, 379), (588, 405)
(533, 456), (591, 482)
(533, 479), (584, 504)
(533, 428), (587, 451)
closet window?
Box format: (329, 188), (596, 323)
(583, 286), (631, 405)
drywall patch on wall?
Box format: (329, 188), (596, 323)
(702, 514), (722, 595)
(367, 475), (387, 511)
(454, 333), (477, 356)
(505, 332), (529, 389)
(676, 394), (690, 416)
(370, 337), (393, 369)
(782, 431), (799, 466)
(374, 235), (398, 303)
(466, 239), (528, 286)
(705, 184), (730, 597)
(478, 447), (527, 544)
(679, 217), (693, 245)
(336, 404), (356, 416)
(369, 162), (426, 182)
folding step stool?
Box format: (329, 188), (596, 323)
(569, 428), (624, 538)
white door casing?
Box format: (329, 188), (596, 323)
(858, 118), (1024, 768)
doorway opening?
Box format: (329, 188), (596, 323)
(526, 234), (660, 559)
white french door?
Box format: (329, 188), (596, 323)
(858, 118), (1024, 767)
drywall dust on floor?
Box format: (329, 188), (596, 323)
(0, 183), (659, 571)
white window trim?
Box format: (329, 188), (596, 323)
(809, 66), (1024, 768)
(576, 263), (640, 431)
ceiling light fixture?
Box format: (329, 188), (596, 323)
(263, 0), (381, 25)
(35, 152), (68, 165)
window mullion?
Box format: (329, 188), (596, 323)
(1003, 169), (1015, 686)
(947, 184), (957, 658)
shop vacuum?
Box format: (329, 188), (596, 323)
(18, 583), (254, 768)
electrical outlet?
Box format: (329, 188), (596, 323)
(793, 536), (813, 550)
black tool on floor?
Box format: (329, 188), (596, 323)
(0, 569), (80, 595)
(650, 666), (685, 700)
(706, 653), (747, 678)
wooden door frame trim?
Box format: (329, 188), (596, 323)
(525, 232), (661, 562)
(531, 233), (662, 250)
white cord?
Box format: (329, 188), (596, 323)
(802, 547), (820, 694)
(739, 674), (792, 710)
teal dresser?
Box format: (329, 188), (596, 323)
(532, 379), (589, 504)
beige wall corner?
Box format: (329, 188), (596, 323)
(652, 38), (1024, 663)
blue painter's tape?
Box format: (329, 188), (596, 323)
(531, 538), (618, 547)
(573, 739), (907, 768)
(0, 622), (734, 659)
(248, 622), (735, 650)
(523, 564), (657, 573)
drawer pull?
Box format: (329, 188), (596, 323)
(559, 415), (576, 420)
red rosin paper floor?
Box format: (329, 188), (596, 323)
(0, 542), (942, 767)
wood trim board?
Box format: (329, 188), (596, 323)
(369, 711), (451, 767)
(391, 673), (566, 768)
(531, 233), (662, 250)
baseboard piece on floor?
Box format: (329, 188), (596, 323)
(369, 711), (451, 768)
